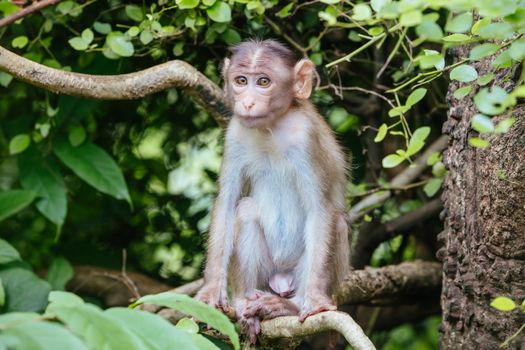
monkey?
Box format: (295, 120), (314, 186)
(195, 39), (349, 343)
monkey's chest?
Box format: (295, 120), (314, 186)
(246, 159), (306, 267)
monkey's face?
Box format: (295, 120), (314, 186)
(224, 61), (295, 128)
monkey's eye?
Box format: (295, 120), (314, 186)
(234, 76), (248, 85)
(257, 77), (271, 87)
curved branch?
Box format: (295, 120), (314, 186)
(259, 311), (376, 350)
(0, 45), (230, 126)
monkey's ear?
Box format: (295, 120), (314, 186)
(293, 59), (314, 100)
(221, 58), (231, 78)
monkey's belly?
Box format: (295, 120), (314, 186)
(250, 176), (306, 269)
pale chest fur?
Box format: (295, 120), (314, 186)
(227, 113), (313, 268)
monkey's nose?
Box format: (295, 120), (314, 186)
(243, 101), (255, 110)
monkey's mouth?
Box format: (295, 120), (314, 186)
(241, 114), (266, 121)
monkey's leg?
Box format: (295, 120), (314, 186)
(231, 197), (274, 343)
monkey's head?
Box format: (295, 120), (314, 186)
(222, 39), (314, 128)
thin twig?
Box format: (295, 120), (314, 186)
(0, 0), (62, 28)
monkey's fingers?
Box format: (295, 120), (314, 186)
(298, 303), (337, 323)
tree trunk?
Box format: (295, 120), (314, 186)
(440, 46), (525, 348)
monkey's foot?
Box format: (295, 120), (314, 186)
(239, 316), (261, 344)
(195, 284), (234, 317)
(298, 297), (337, 322)
(243, 293), (299, 320)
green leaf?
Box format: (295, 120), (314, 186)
(453, 86), (472, 99)
(172, 42), (185, 56)
(471, 114), (495, 133)
(0, 71), (13, 87)
(0, 318), (89, 350)
(509, 39), (525, 61)
(178, 0), (200, 9)
(415, 21), (444, 41)
(276, 3), (294, 18)
(388, 105), (409, 117)
(400, 10), (422, 27)
(374, 124), (388, 143)
(125, 5), (144, 21)
(93, 22), (111, 34)
(492, 49), (512, 68)
(0, 190), (35, 223)
(445, 12), (472, 33)
(9, 134), (31, 155)
(106, 32), (134, 57)
(46, 257), (74, 291)
(203, 0), (216, 5)
(48, 291), (84, 306)
(116, 311), (218, 350)
(371, 0), (389, 13)
(221, 28), (241, 45)
(407, 126), (431, 156)
(426, 152), (441, 166)
(68, 37), (88, 51)
(406, 88), (427, 106)
(468, 137), (489, 148)
(423, 178), (443, 197)
(352, 4), (372, 21)
(0, 2), (19, 15)
(417, 52), (444, 70)
(81, 29), (94, 44)
(206, 1), (231, 23)
(491, 297), (517, 312)
(176, 318), (200, 333)
(53, 139), (131, 205)
(478, 23), (514, 40)
(19, 150), (67, 226)
(469, 43), (500, 60)
(56, 1), (74, 14)
(474, 87), (509, 115)
(495, 117), (515, 133)
(450, 64), (478, 82)
(68, 126), (86, 147)
(382, 154), (405, 168)
(140, 30), (154, 45)
(442, 33), (471, 42)
(0, 268), (51, 312)
(106, 308), (219, 350)
(133, 292), (240, 350)
(12, 36), (29, 49)
(477, 74), (494, 86)
(478, 0), (517, 17)
(0, 239), (21, 264)
(47, 297), (149, 350)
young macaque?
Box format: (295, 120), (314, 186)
(195, 39), (349, 343)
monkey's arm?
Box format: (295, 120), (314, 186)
(195, 142), (244, 312)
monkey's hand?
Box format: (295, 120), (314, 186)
(195, 283), (234, 317)
(298, 293), (337, 322)
(239, 315), (261, 344)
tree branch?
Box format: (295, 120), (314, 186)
(0, 0), (61, 28)
(0, 45), (230, 126)
(352, 199), (443, 267)
(336, 260), (441, 306)
(348, 135), (448, 223)
(259, 311), (376, 350)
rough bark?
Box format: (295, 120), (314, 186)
(440, 46), (525, 348)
